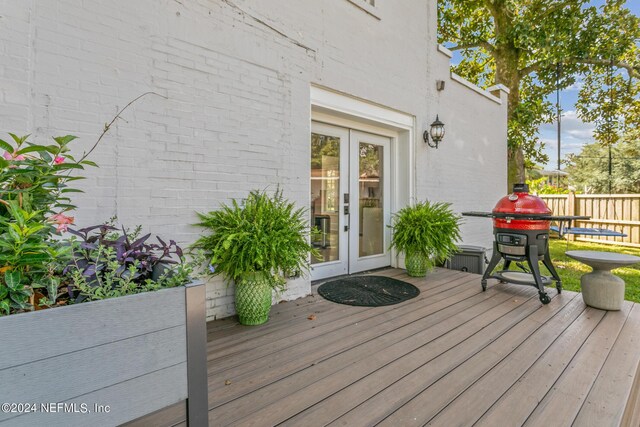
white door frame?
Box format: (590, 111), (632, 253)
(310, 85), (416, 280)
(310, 124), (392, 280)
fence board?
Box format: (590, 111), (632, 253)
(540, 194), (640, 248)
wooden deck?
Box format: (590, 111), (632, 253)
(129, 268), (640, 427)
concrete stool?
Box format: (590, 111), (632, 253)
(566, 250), (640, 310)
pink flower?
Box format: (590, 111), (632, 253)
(3, 151), (26, 161)
(54, 156), (65, 165)
(48, 213), (75, 233)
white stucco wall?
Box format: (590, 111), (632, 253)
(1, 0), (507, 320)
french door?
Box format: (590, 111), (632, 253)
(310, 122), (391, 281)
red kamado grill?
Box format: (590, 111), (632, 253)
(463, 183), (589, 304)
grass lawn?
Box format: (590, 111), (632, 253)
(542, 239), (640, 303)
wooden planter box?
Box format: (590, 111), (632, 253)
(0, 281), (207, 426)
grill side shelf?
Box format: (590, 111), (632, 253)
(462, 212), (591, 221)
(461, 211), (495, 218)
(461, 211), (554, 220)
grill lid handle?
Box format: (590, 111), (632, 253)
(513, 183), (529, 193)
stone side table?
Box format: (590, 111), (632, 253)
(566, 250), (640, 310)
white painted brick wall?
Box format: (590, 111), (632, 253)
(1, 0), (507, 320)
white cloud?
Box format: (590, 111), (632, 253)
(565, 80), (584, 91)
(538, 110), (596, 166)
(540, 110), (595, 143)
(563, 111), (595, 141)
(566, 128), (594, 139)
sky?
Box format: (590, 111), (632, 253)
(538, 0), (640, 170)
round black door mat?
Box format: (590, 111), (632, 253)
(317, 275), (420, 307)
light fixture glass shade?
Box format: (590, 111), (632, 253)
(429, 115), (445, 142)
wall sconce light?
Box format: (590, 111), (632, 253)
(436, 80), (446, 91)
(423, 115), (445, 149)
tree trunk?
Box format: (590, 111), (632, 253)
(489, 4), (528, 193)
(495, 51), (525, 192)
(507, 147), (525, 191)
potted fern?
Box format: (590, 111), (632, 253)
(193, 189), (317, 325)
(389, 200), (461, 277)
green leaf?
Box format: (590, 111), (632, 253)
(4, 271), (22, 290)
(16, 145), (49, 155)
(53, 203), (77, 210)
(10, 292), (31, 307)
(44, 144), (60, 154)
(0, 299), (10, 316)
(0, 138), (13, 152)
(23, 223), (46, 236)
(40, 151), (52, 162)
(7, 223), (22, 241)
(0, 158), (9, 169)
(53, 163), (84, 170)
(8, 133), (29, 146)
(19, 253), (51, 264)
(80, 160), (99, 167)
(53, 135), (78, 146)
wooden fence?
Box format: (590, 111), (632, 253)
(539, 194), (640, 248)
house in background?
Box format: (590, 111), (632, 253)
(2, 0), (508, 320)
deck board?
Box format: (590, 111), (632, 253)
(422, 293), (585, 427)
(233, 286), (531, 426)
(127, 268), (640, 427)
(575, 303), (640, 426)
(206, 269), (412, 342)
(208, 272), (474, 376)
(208, 273), (482, 410)
(523, 302), (634, 427)
(473, 306), (606, 427)
(287, 288), (537, 427)
(346, 292), (580, 427)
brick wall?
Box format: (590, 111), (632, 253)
(1, 0), (507, 319)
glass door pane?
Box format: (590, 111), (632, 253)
(310, 132), (341, 265)
(349, 130), (391, 274)
(358, 142), (384, 257)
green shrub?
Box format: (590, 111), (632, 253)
(193, 189), (318, 289)
(389, 200), (462, 269)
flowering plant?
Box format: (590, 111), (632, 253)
(0, 133), (94, 315)
(0, 133), (94, 214)
(0, 131), (200, 316)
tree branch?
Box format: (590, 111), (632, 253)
(519, 57), (640, 79)
(535, 0), (577, 19)
(564, 57), (640, 79)
(518, 60), (547, 77)
(79, 92), (167, 162)
(450, 41), (496, 55)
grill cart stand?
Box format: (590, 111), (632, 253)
(482, 240), (561, 304)
(463, 183), (589, 305)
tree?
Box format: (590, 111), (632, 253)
(438, 0), (640, 190)
(566, 137), (640, 193)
